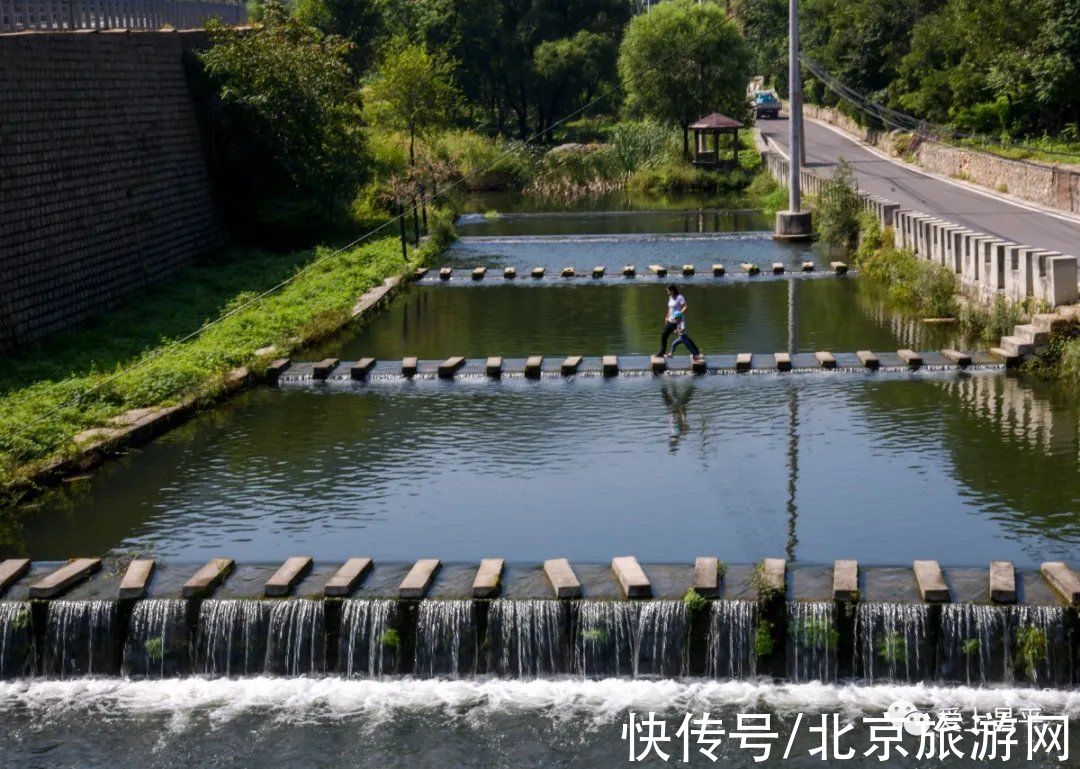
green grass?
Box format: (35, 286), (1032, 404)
(0, 235), (425, 496)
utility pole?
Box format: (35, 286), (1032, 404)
(774, 0), (812, 241)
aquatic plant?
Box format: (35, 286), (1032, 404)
(682, 588), (707, 613)
(581, 627), (607, 644)
(791, 617), (839, 651)
(961, 637), (980, 657)
(876, 632), (908, 664)
(143, 637), (164, 662)
(380, 628), (401, 649)
(1015, 624), (1047, 680)
(754, 620), (774, 657)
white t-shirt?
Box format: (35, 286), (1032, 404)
(667, 295), (686, 324)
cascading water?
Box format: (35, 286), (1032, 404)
(855, 603), (930, 682)
(194, 600), (269, 676)
(486, 599), (566, 677)
(338, 599), (398, 677)
(414, 600), (477, 677)
(787, 602), (838, 682)
(1007, 605), (1072, 687)
(43, 600), (118, 677)
(705, 600), (757, 679)
(571, 600), (687, 678)
(265, 600), (325, 676)
(122, 599), (189, 678)
(0, 601), (35, 678)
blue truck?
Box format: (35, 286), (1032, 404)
(753, 91), (781, 120)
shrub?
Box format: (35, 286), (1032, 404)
(815, 159), (863, 253)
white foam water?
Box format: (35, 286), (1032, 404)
(1, 677), (1076, 728)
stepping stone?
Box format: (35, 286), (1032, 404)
(691, 356), (707, 374)
(504, 267), (516, 279)
(486, 357), (503, 378)
(401, 357), (418, 377)
(856, 350), (879, 370)
(439, 267), (452, 280)
(736, 353), (752, 372)
(312, 358), (339, 380)
(771, 262), (784, 274)
(414, 267), (428, 279)
(801, 261), (814, 272)
(399, 559), (440, 599)
(774, 352), (791, 372)
(649, 264), (667, 277)
(531, 267), (545, 279)
(265, 557), (313, 597)
(682, 264), (695, 276)
(989, 560), (1016, 604)
(324, 558), (373, 597)
(592, 266), (605, 278)
(30, 558), (102, 599)
(560, 356), (582, 376)
(266, 358), (291, 381)
(622, 265), (636, 277)
(602, 355), (619, 376)
(740, 262), (760, 275)
(525, 356), (544, 378)
(650, 356), (667, 374)
(612, 556), (651, 599)
(472, 558), (504, 598)
(898, 349), (923, 368)
(1041, 562), (1080, 606)
(350, 358), (376, 380)
(0, 559), (30, 596)
(182, 558), (234, 598)
(561, 267), (575, 278)
(913, 560), (949, 602)
(693, 557), (719, 598)
(831, 261), (848, 274)
(989, 347), (1021, 367)
(815, 351), (836, 369)
(472, 266), (487, 280)
(832, 560), (858, 602)
(941, 349), (972, 367)
(758, 558), (786, 599)
(711, 264), (725, 276)
(437, 356), (466, 379)
(119, 559), (155, 600)
(544, 558), (582, 599)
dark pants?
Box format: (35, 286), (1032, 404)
(658, 321), (678, 356)
(671, 332), (700, 357)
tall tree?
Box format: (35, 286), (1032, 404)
(294, 0), (384, 73)
(618, 0), (752, 158)
(363, 39), (461, 164)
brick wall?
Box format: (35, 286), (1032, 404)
(0, 29), (221, 352)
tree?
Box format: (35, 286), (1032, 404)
(294, 0), (384, 73)
(364, 39), (460, 165)
(197, 2), (368, 238)
(618, 0), (752, 158)
(533, 30), (616, 137)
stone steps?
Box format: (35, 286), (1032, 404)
(998, 335), (1034, 357)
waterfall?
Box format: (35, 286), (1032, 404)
(414, 600), (477, 678)
(855, 603), (930, 682)
(0, 601), (35, 678)
(194, 600), (269, 677)
(571, 600), (687, 678)
(43, 600), (118, 677)
(338, 599), (398, 677)
(487, 599), (566, 677)
(705, 600), (757, 679)
(265, 600), (325, 676)
(787, 602), (838, 682)
(122, 599), (189, 678)
(1008, 605), (1072, 687)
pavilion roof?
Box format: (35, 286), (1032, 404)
(690, 112), (743, 130)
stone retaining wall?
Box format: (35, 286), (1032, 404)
(0, 29), (221, 352)
(804, 104), (1080, 216)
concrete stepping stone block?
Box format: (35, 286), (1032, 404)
(324, 558), (372, 597)
(612, 556), (651, 599)
(265, 556), (313, 597)
(439, 267), (452, 280)
(898, 349), (923, 368)
(312, 358), (339, 380)
(771, 262), (784, 274)
(485, 357), (503, 378)
(531, 267), (545, 279)
(1041, 562), (1080, 606)
(350, 358), (376, 380)
(472, 266), (487, 280)
(774, 352), (791, 372)
(266, 358), (291, 382)
(437, 356), (466, 379)
(402, 357), (418, 377)
(736, 353), (752, 372)
(504, 267), (516, 279)
(543, 558), (582, 599)
(989, 347), (1021, 367)
(650, 356), (666, 373)
(712, 264), (725, 276)
(815, 351), (836, 369)
(472, 559), (504, 598)
(526, 356), (544, 378)
(560, 356), (581, 376)
(691, 356), (707, 374)
(622, 265), (636, 277)
(0, 559), (31, 596)
(182, 558), (234, 598)
(561, 267), (575, 278)
(399, 559), (441, 599)
(801, 261), (814, 272)
(740, 262), (760, 275)
(602, 355), (619, 376)
(30, 558), (102, 599)
(119, 559), (155, 600)
(758, 558), (786, 598)
(693, 557), (719, 598)
(682, 264), (695, 276)
(856, 350), (879, 370)
(941, 349), (972, 367)
(832, 560), (858, 602)
(649, 264), (667, 277)
(592, 266), (605, 278)
(989, 560), (1016, 604)
(914, 560), (949, 602)
(831, 261), (848, 274)
(414, 267), (428, 279)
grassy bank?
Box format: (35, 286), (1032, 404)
(0, 233), (438, 499)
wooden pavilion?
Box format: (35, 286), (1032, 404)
(689, 112), (743, 170)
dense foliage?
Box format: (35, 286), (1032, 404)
(743, 0), (1080, 140)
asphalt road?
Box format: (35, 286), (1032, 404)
(758, 116), (1080, 257)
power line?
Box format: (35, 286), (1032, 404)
(5, 10), (739, 446)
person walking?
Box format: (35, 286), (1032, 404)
(659, 284), (702, 358)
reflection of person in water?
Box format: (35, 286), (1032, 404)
(661, 382), (695, 451)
